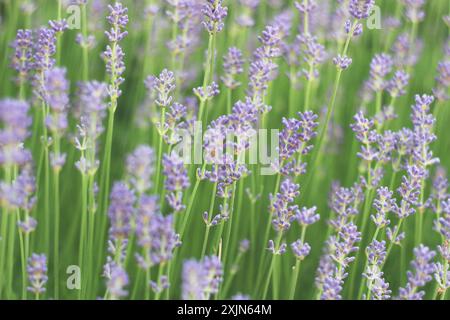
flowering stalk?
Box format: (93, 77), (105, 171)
(288, 225), (307, 299)
(98, 2), (129, 221)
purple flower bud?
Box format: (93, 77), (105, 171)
(126, 145), (154, 194)
(269, 179), (300, 232)
(108, 182), (135, 242)
(105, 3), (129, 42)
(291, 240), (311, 260)
(433, 61), (450, 101)
(387, 70), (409, 98)
(221, 47), (244, 89)
(33, 27), (56, 73)
(48, 19), (68, 33)
(43, 67), (69, 135)
(10, 29), (33, 84)
(398, 244), (435, 300)
(202, 0), (228, 34)
(368, 53), (393, 92)
(18, 216), (37, 234)
(296, 206), (320, 226)
(404, 0), (426, 23)
(371, 187), (395, 228)
(349, 0), (375, 20)
(0, 99), (32, 166)
(153, 69), (176, 108)
(105, 261), (129, 300)
(27, 253), (48, 295)
(182, 256), (223, 300)
(333, 55), (352, 69)
(433, 262), (450, 290)
(163, 152), (190, 192)
(193, 82), (219, 101)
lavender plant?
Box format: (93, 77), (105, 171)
(0, 0), (449, 301)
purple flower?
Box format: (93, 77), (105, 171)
(105, 3), (129, 42)
(33, 27), (56, 73)
(0, 99), (32, 166)
(48, 19), (68, 33)
(434, 262), (450, 291)
(105, 261), (129, 300)
(411, 94), (438, 170)
(150, 275), (170, 294)
(366, 240), (387, 266)
(43, 67), (69, 136)
(333, 55), (352, 69)
(27, 253), (48, 295)
(398, 244), (435, 300)
(404, 0), (426, 23)
(332, 222), (362, 268)
(328, 185), (359, 231)
(102, 3), (128, 100)
(221, 47), (244, 89)
(387, 70), (409, 98)
(268, 240), (287, 255)
(433, 61), (450, 101)
(321, 275), (343, 300)
(368, 53), (393, 92)
(18, 216), (37, 234)
(202, 0), (228, 34)
(153, 69), (176, 108)
(163, 152), (190, 192)
(248, 59), (273, 99)
(392, 33), (422, 68)
(11, 29), (33, 84)
(74, 81), (108, 174)
(126, 145), (154, 194)
(277, 111), (318, 175)
(295, 0), (317, 15)
(291, 240), (311, 260)
(107, 182), (135, 242)
(371, 187), (395, 228)
(163, 152), (189, 212)
(296, 34), (326, 80)
(236, 0), (259, 27)
(349, 0), (375, 20)
(296, 206), (320, 226)
(269, 179), (300, 232)
(362, 259), (391, 300)
(3, 165), (37, 212)
(135, 200), (181, 268)
(350, 111), (379, 161)
(182, 256), (223, 300)
(429, 167), (449, 213)
(193, 82), (219, 102)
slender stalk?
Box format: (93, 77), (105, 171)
(261, 232), (283, 299)
(288, 226), (307, 299)
(201, 182), (220, 258)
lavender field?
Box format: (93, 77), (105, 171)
(0, 0), (449, 300)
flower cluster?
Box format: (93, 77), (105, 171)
(182, 256), (223, 300)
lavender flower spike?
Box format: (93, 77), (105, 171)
(202, 0), (228, 34)
(0, 99), (32, 166)
(349, 0), (375, 20)
(102, 2), (129, 101)
(398, 245), (436, 300)
(107, 182), (135, 243)
(182, 256), (223, 300)
(27, 253), (48, 296)
(221, 47), (244, 89)
(11, 29), (33, 85)
(126, 145), (155, 195)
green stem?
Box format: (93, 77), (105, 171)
(288, 226), (307, 299)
